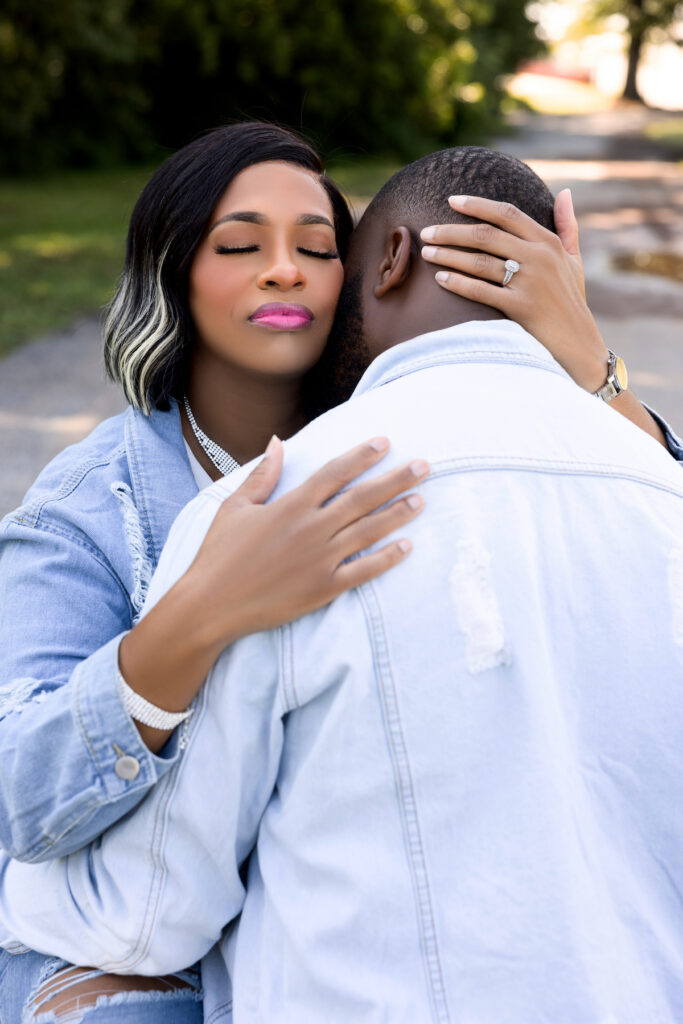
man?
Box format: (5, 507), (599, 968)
(3, 148), (683, 1022)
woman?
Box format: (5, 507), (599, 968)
(0, 122), (680, 1023)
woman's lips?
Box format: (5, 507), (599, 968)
(249, 303), (314, 331)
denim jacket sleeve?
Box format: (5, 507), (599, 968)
(0, 517), (181, 863)
(0, 636), (284, 974)
(0, 486), (281, 974)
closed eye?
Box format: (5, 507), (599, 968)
(214, 245), (339, 260)
(299, 248), (339, 260)
(215, 245), (259, 254)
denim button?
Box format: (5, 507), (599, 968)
(114, 754), (140, 780)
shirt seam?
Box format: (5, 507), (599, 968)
(0, 518), (133, 612)
(357, 581), (451, 1024)
(362, 349), (566, 394)
(426, 454), (683, 498)
(279, 624), (298, 712)
(6, 444), (128, 528)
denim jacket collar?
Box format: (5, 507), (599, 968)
(125, 400), (197, 565)
(354, 319), (571, 397)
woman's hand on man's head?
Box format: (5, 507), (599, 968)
(419, 190), (609, 393)
(419, 192), (668, 451)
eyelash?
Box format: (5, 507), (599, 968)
(214, 245), (339, 261)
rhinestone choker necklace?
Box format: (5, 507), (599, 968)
(183, 396), (241, 477)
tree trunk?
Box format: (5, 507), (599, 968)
(621, 0), (645, 103)
(622, 30), (645, 102)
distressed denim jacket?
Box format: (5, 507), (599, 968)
(0, 402), (198, 862)
(3, 321), (683, 1024)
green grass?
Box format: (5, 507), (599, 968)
(644, 118), (683, 155)
(326, 158), (401, 206)
(0, 166), (152, 357)
(645, 118), (683, 141)
(0, 157), (399, 358)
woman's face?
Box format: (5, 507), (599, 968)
(188, 161), (344, 381)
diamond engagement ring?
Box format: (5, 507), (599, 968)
(502, 259), (520, 286)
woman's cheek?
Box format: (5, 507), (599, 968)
(323, 264), (345, 324)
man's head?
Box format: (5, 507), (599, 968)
(307, 146), (555, 414)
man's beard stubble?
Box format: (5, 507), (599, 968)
(303, 270), (373, 421)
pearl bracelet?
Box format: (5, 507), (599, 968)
(117, 668), (194, 731)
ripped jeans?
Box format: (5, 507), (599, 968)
(0, 949), (203, 1024)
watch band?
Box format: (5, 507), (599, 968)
(117, 668), (193, 730)
(594, 350), (628, 403)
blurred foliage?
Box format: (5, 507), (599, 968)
(0, 0), (543, 173)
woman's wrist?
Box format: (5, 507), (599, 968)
(545, 316), (609, 393)
(117, 575), (241, 752)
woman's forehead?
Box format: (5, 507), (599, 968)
(214, 161), (332, 220)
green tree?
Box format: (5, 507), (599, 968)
(130, 0), (542, 159)
(0, 0), (154, 171)
(0, 0), (543, 172)
(579, 0), (682, 102)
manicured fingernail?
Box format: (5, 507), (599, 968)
(406, 494), (423, 510)
(449, 195), (468, 207)
(435, 271), (450, 284)
(410, 459), (429, 477)
(369, 437), (390, 452)
(421, 245), (437, 259)
(264, 434), (280, 457)
(397, 538), (412, 553)
(420, 227), (436, 241)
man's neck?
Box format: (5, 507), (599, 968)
(367, 267), (506, 360)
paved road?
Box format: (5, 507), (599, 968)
(1, 108), (682, 517)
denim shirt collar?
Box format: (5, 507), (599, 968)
(125, 399), (197, 565)
(354, 319), (570, 397)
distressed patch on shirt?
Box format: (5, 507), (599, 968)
(0, 678), (45, 717)
(668, 548), (683, 649)
(449, 540), (510, 674)
(111, 481), (153, 621)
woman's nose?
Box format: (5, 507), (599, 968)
(257, 253), (305, 291)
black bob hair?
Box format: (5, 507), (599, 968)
(104, 122), (353, 413)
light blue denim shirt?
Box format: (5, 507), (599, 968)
(2, 320), (683, 1023)
(0, 402), (198, 861)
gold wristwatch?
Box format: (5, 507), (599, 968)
(594, 350), (628, 403)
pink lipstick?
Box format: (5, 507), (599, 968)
(249, 303), (314, 331)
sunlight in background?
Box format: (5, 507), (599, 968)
(524, 0), (683, 111)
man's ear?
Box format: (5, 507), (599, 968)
(373, 226), (413, 298)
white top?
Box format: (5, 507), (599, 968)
(183, 438), (213, 489)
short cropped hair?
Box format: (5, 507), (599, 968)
(304, 147), (556, 419)
(104, 122), (353, 414)
(365, 146), (555, 234)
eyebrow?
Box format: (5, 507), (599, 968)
(209, 211), (334, 233)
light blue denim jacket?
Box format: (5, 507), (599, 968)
(3, 321), (683, 1024)
(0, 402), (198, 861)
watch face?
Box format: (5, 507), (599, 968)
(615, 356), (628, 391)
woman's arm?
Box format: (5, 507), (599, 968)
(119, 437), (428, 752)
(0, 438), (427, 861)
(420, 191), (671, 452)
